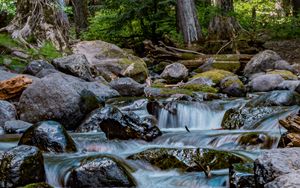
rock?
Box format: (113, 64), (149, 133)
(248, 74), (284, 92)
(66, 156), (136, 188)
(76, 109), (103, 133)
(4, 120), (32, 134)
(185, 77), (214, 87)
(18, 73), (119, 130)
(221, 106), (285, 129)
(99, 106), (162, 141)
(254, 148), (300, 186)
(128, 148), (249, 172)
(160, 63), (188, 84)
(0, 145), (45, 188)
(23, 60), (55, 76)
(0, 100), (16, 126)
(52, 54), (94, 81)
(276, 80), (300, 91)
(0, 76), (33, 100)
(144, 87), (194, 98)
(267, 70), (298, 80)
(0, 70), (19, 81)
(11, 51), (29, 59)
(244, 50), (295, 77)
(19, 121), (77, 153)
(264, 170), (300, 188)
(180, 77), (218, 93)
(220, 76), (246, 97)
(295, 84), (300, 94)
(246, 90), (300, 107)
(229, 163), (255, 188)
(191, 69), (235, 85)
(72, 40), (148, 83)
(23, 182), (53, 188)
(152, 61), (170, 73)
(35, 69), (60, 78)
(109, 77), (145, 96)
(237, 133), (273, 149)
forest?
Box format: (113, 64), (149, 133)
(0, 0), (300, 188)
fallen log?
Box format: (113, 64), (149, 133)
(0, 75), (32, 100)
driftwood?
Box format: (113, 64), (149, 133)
(0, 76), (32, 100)
(279, 113), (300, 147)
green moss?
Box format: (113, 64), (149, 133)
(39, 42), (62, 60)
(222, 76), (244, 88)
(180, 84), (218, 93)
(268, 70), (298, 80)
(153, 62), (170, 73)
(192, 69), (235, 84)
(160, 88), (194, 96)
(212, 61), (241, 73)
(152, 82), (165, 88)
(23, 182), (53, 188)
(119, 58), (148, 83)
(0, 55), (27, 73)
(181, 53), (200, 60)
(0, 34), (19, 49)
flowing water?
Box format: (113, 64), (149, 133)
(0, 98), (297, 188)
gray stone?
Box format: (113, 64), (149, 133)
(160, 63), (189, 84)
(265, 170), (300, 188)
(4, 120), (32, 134)
(23, 60), (55, 76)
(276, 80), (300, 91)
(109, 77), (145, 96)
(0, 100), (16, 126)
(185, 77), (214, 87)
(248, 74), (284, 92)
(220, 76), (246, 97)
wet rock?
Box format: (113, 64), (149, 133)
(220, 76), (246, 97)
(4, 120), (32, 134)
(128, 148), (249, 172)
(229, 163), (255, 188)
(99, 106), (162, 141)
(254, 148), (300, 187)
(276, 80), (300, 91)
(35, 69), (60, 78)
(221, 106), (284, 129)
(160, 63), (188, 84)
(52, 54), (94, 81)
(66, 156), (136, 188)
(185, 77), (214, 87)
(19, 121), (77, 153)
(248, 74), (284, 92)
(73, 40), (148, 83)
(0, 145), (45, 188)
(23, 60), (55, 76)
(191, 69), (235, 85)
(0, 70), (20, 81)
(23, 182), (53, 188)
(192, 92), (228, 101)
(0, 76), (33, 100)
(245, 90), (300, 107)
(267, 70), (298, 80)
(0, 100), (16, 126)
(76, 109), (103, 133)
(144, 87), (193, 98)
(237, 133), (273, 149)
(18, 73), (119, 130)
(244, 50), (295, 77)
(264, 170), (300, 188)
(109, 77), (145, 96)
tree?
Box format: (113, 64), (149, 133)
(208, 0), (241, 41)
(0, 0), (69, 51)
(176, 0), (203, 46)
(71, 0), (89, 38)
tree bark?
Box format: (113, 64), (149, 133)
(292, 0), (300, 16)
(176, 0), (203, 46)
(0, 0), (69, 51)
(71, 0), (89, 38)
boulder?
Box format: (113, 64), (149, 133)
(76, 109), (103, 133)
(191, 69), (235, 85)
(0, 70), (20, 81)
(264, 170), (300, 188)
(0, 145), (45, 188)
(229, 163), (255, 188)
(18, 73), (119, 130)
(221, 106), (285, 129)
(19, 121), (77, 153)
(220, 76), (246, 97)
(180, 77), (218, 93)
(246, 90), (300, 107)
(72, 40), (148, 83)
(23, 60), (55, 76)
(267, 70), (298, 80)
(160, 63), (188, 84)
(0, 76), (32, 100)
(66, 156), (136, 188)
(4, 120), (32, 134)
(128, 148), (249, 172)
(276, 80), (300, 91)
(244, 50), (295, 77)
(0, 100), (16, 126)
(152, 61), (170, 73)
(35, 69), (60, 78)
(109, 77), (145, 96)
(254, 148), (300, 186)
(52, 54), (94, 81)
(99, 106), (162, 141)
(185, 77), (214, 87)
(248, 74), (284, 92)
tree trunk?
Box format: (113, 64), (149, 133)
(292, 0), (300, 16)
(0, 0), (69, 51)
(72, 0), (89, 38)
(176, 0), (203, 46)
(208, 0), (241, 41)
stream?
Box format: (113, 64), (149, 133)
(0, 98), (298, 188)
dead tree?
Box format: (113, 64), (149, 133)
(0, 0), (69, 51)
(71, 0), (89, 38)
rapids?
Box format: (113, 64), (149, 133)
(0, 98), (297, 187)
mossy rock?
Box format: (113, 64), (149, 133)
(180, 84), (218, 93)
(0, 55), (27, 73)
(152, 61), (170, 73)
(23, 183), (53, 188)
(192, 69), (235, 85)
(268, 70), (298, 80)
(127, 148), (251, 172)
(119, 58), (149, 83)
(160, 88), (194, 96)
(220, 76), (246, 97)
(238, 132), (274, 149)
(212, 61), (241, 73)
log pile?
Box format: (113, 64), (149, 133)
(279, 112), (300, 147)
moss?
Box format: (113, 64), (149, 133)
(192, 69), (235, 84)
(180, 84), (218, 93)
(119, 58), (148, 83)
(152, 82), (165, 88)
(212, 61), (241, 73)
(222, 76), (244, 88)
(38, 42), (62, 60)
(181, 53), (200, 60)
(160, 88), (194, 96)
(268, 70), (298, 80)
(0, 34), (19, 49)
(0, 55), (27, 73)
(23, 182), (53, 188)
(153, 62), (170, 73)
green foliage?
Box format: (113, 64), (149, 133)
(0, 0), (16, 15)
(0, 33), (18, 48)
(28, 42), (62, 61)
